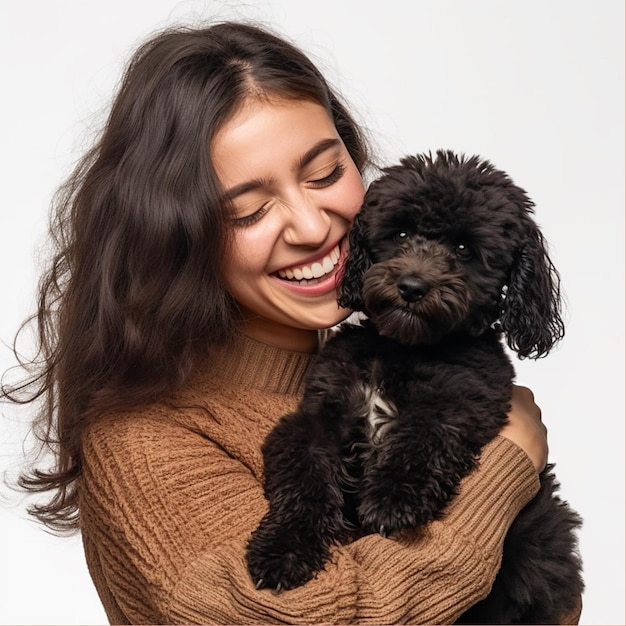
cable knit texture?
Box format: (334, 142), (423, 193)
(78, 333), (578, 624)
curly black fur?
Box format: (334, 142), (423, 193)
(245, 150), (583, 623)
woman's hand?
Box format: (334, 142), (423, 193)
(500, 385), (548, 473)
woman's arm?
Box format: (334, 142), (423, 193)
(80, 403), (541, 624)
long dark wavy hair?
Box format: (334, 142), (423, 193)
(2, 21), (371, 532)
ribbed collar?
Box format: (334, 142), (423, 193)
(211, 333), (317, 396)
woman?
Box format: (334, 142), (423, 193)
(5, 21), (577, 624)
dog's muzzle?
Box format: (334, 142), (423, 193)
(360, 243), (470, 344)
(397, 276), (430, 303)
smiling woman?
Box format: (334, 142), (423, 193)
(2, 19), (562, 625)
(214, 98), (365, 351)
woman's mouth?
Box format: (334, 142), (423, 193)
(275, 243), (342, 286)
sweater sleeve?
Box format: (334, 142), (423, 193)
(80, 412), (539, 625)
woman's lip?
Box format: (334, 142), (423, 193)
(276, 244), (340, 281)
(271, 244), (349, 298)
(274, 237), (345, 275)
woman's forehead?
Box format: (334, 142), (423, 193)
(211, 98), (340, 186)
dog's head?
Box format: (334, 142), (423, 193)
(338, 150), (564, 358)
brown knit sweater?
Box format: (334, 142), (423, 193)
(78, 333), (575, 624)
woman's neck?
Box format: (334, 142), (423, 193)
(236, 317), (319, 353)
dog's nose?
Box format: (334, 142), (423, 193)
(397, 276), (430, 302)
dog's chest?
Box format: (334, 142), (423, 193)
(356, 361), (398, 444)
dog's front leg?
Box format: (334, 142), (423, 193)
(358, 418), (476, 536)
(245, 409), (348, 592)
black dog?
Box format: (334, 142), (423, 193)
(246, 151), (583, 623)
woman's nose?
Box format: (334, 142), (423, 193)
(282, 197), (332, 247)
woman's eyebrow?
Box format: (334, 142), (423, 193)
(220, 138), (342, 202)
(221, 177), (271, 202)
(296, 138), (341, 170)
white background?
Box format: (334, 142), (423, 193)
(0, 1), (623, 624)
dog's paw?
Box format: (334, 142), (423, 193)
(245, 520), (329, 592)
(246, 548), (319, 593)
(358, 483), (424, 536)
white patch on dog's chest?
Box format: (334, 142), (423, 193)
(361, 383), (397, 443)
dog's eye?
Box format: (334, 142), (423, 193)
(456, 243), (472, 259)
(394, 231), (408, 242)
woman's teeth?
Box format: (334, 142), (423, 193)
(277, 245), (340, 281)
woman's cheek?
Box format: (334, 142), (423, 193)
(222, 232), (254, 287)
(225, 220), (278, 278)
(342, 169), (366, 219)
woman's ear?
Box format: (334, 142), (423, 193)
(337, 210), (372, 312)
(501, 227), (565, 359)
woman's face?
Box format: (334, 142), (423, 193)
(212, 97), (366, 352)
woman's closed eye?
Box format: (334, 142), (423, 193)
(231, 202), (271, 227)
(307, 162), (346, 189)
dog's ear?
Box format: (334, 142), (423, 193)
(501, 226), (565, 358)
(337, 210), (372, 311)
